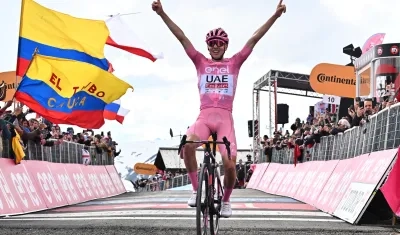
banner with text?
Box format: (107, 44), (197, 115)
(0, 159), (126, 216)
(251, 149), (397, 224)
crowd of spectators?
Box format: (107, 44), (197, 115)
(131, 169), (185, 191)
(0, 101), (121, 162)
(261, 97), (398, 164)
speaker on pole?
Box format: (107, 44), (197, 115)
(247, 120), (253, 137)
(277, 104), (289, 124)
(247, 120), (259, 138)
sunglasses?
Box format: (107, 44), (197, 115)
(207, 39), (226, 47)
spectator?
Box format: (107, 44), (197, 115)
(235, 159), (245, 189)
(290, 118), (302, 134)
(349, 98), (375, 127)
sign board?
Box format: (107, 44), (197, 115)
(333, 182), (375, 223)
(82, 149), (91, 165)
(134, 163), (158, 175)
(309, 63), (364, 98)
(0, 72), (21, 102)
(323, 95), (341, 105)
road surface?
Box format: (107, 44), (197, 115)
(0, 189), (392, 234)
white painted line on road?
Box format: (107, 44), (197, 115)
(1, 217), (344, 222)
(13, 210), (333, 218)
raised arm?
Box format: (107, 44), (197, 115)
(245, 0), (287, 49)
(152, 0), (192, 50)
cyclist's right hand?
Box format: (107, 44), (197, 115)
(151, 0), (164, 15)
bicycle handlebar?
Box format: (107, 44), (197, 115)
(178, 135), (231, 159)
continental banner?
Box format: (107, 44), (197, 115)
(0, 71), (21, 102)
(134, 163), (158, 175)
(309, 63), (370, 98)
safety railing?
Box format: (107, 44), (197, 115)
(0, 140), (114, 165)
(140, 164), (225, 192)
(267, 102), (400, 163)
(136, 103), (400, 193)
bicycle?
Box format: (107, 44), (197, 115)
(178, 133), (231, 235)
(392, 214), (400, 234)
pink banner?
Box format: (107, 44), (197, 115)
(294, 161), (323, 202)
(105, 165), (126, 194)
(237, 149), (398, 223)
(267, 164), (289, 195)
(304, 160), (339, 206)
(362, 33), (386, 53)
(0, 159), (24, 215)
(2, 159), (46, 213)
(320, 157), (362, 213)
(381, 148), (400, 216)
(276, 164), (298, 196)
(91, 165), (119, 197)
(63, 164), (93, 202)
(82, 165), (108, 199)
(256, 163), (280, 193)
(23, 161), (68, 209)
(0, 159), (125, 217)
(246, 163), (268, 189)
(287, 162), (311, 198)
(354, 149), (397, 184)
(47, 162), (81, 205)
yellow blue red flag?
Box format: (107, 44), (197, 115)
(15, 55), (133, 129)
(17, 0), (110, 76)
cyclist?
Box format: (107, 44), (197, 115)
(152, 0), (286, 218)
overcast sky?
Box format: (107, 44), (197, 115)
(1, 0), (400, 153)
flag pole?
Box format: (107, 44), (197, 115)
(107, 12), (141, 18)
(13, 47), (39, 105)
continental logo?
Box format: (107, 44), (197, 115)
(316, 73), (369, 85)
(0, 81), (7, 101)
(134, 163), (157, 175)
(0, 71), (21, 102)
(309, 63), (370, 98)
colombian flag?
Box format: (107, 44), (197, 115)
(15, 55), (133, 129)
(17, 0), (110, 76)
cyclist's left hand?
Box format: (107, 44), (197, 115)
(274, 0), (286, 18)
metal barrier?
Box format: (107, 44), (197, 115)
(112, 103), (400, 193)
(141, 165), (224, 192)
(1, 140), (114, 165)
(266, 102), (400, 163)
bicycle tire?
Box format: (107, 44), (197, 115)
(209, 167), (223, 235)
(197, 164), (209, 235)
(392, 215), (400, 234)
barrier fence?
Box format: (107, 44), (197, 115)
(0, 140), (114, 165)
(142, 166), (225, 192)
(139, 103), (400, 193)
(0, 137), (126, 216)
(268, 102), (400, 164)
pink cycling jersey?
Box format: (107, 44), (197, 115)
(185, 44), (252, 157)
(185, 44), (252, 112)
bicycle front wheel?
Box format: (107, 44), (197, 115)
(196, 164), (209, 235)
(209, 167), (223, 235)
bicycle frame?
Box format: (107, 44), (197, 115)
(177, 133), (231, 235)
(202, 133), (221, 216)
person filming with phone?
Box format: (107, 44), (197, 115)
(348, 98), (375, 127)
